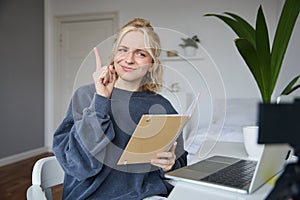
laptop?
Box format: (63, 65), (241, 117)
(166, 144), (291, 194)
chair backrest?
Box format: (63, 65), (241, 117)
(27, 156), (64, 200)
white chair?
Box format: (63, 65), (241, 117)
(25, 156), (170, 200)
(26, 156), (64, 200)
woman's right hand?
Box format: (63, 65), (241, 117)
(93, 47), (117, 98)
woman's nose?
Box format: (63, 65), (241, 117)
(125, 51), (134, 64)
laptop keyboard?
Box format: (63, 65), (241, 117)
(201, 160), (257, 189)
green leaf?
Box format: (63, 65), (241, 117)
(235, 38), (269, 102)
(271, 0), (300, 89)
(255, 6), (272, 99)
(204, 13), (255, 47)
(224, 12), (256, 47)
(281, 75), (300, 95)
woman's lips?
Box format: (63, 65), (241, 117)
(122, 66), (134, 72)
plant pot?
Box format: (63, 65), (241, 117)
(242, 126), (265, 160)
(184, 47), (196, 57)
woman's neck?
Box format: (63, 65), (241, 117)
(114, 79), (142, 92)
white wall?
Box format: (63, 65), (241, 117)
(45, 0), (300, 148)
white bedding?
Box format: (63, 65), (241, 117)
(184, 97), (261, 163)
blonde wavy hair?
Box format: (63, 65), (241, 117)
(109, 18), (162, 92)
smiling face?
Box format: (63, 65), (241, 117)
(113, 31), (153, 91)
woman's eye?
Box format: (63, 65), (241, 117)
(136, 52), (146, 57)
(118, 48), (127, 53)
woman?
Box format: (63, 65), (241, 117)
(53, 18), (188, 200)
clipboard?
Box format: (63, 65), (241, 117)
(117, 93), (200, 165)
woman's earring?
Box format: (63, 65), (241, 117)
(146, 71), (151, 78)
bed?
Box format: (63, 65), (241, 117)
(160, 92), (260, 164)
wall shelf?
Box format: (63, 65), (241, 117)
(160, 56), (204, 62)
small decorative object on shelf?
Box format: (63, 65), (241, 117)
(166, 50), (178, 57)
(179, 35), (200, 57)
(170, 82), (180, 92)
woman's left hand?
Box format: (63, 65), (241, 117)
(151, 142), (177, 172)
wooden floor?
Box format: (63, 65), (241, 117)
(0, 152), (63, 200)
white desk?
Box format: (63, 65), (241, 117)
(167, 141), (277, 200)
(167, 179), (274, 200)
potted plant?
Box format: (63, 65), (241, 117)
(204, 0), (300, 159)
(179, 35), (200, 56)
(204, 0), (300, 103)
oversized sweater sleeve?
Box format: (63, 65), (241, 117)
(172, 133), (188, 170)
(53, 86), (115, 181)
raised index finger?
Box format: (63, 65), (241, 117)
(93, 47), (102, 70)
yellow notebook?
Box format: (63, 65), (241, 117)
(117, 93), (200, 165)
